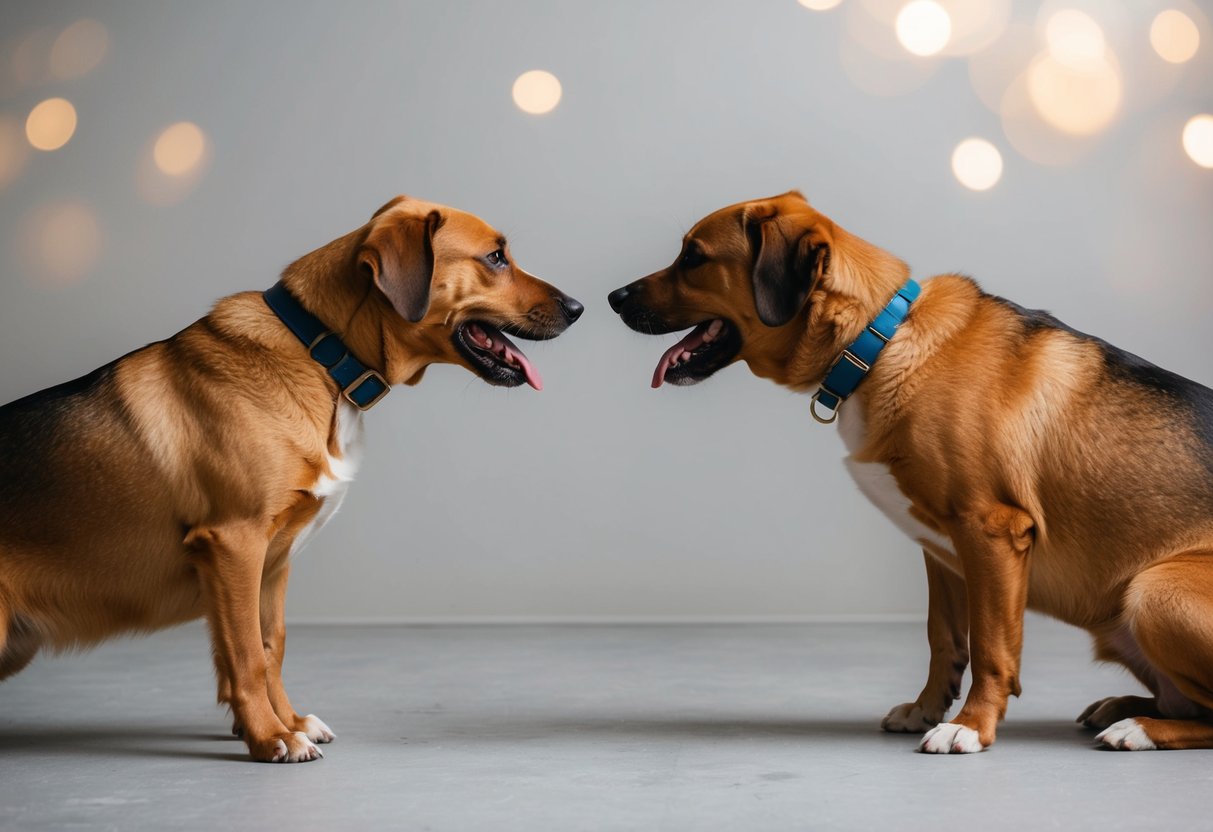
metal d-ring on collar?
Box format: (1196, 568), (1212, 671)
(810, 279), (921, 425)
(262, 281), (391, 411)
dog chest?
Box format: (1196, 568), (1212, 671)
(837, 405), (958, 562)
(291, 400), (365, 557)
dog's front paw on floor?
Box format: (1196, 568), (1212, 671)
(297, 714), (336, 744)
(881, 702), (941, 733)
(249, 731), (324, 763)
(1096, 719), (1157, 751)
(917, 722), (985, 754)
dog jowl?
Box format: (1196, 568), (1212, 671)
(0, 196), (582, 762)
(609, 190), (1213, 754)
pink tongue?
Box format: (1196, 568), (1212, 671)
(503, 342), (543, 391)
(652, 323), (710, 388)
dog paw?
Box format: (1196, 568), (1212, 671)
(882, 702), (942, 733)
(250, 731), (324, 763)
(1096, 718), (1157, 751)
(1077, 696), (1156, 730)
(918, 722), (986, 754)
(297, 714), (336, 744)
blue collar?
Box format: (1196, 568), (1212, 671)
(262, 281), (390, 411)
(810, 279), (920, 424)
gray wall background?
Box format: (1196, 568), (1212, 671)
(1, 1), (1210, 621)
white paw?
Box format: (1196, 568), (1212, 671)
(882, 702), (942, 733)
(270, 732), (323, 763)
(918, 722), (985, 754)
(301, 714), (336, 744)
(1096, 718), (1157, 751)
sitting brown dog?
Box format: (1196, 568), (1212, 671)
(608, 190), (1213, 753)
(0, 196), (582, 762)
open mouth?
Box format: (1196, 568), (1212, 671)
(651, 318), (741, 388)
(454, 321), (543, 390)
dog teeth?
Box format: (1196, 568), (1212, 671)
(707, 319), (723, 339)
(485, 337), (493, 348)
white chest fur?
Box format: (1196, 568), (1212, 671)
(837, 404), (956, 560)
(291, 400), (365, 557)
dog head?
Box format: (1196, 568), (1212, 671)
(355, 196), (583, 390)
(607, 191), (905, 390)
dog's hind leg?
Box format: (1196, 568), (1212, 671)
(1077, 628), (1168, 729)
(0, 597), (42, 682)
(1097, 551), (1213, 750)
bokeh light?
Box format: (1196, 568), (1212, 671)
(25, 97), (77, 151)
(49, 19), (109, 79)
(24, 200), (103, 285)
(1183, 114), (1213, 168)
(153, 122), (207, 175)
(1026, 51), (1121, 136)
(897, 0), (950, 57)
(895, 1), (951, 56)
(841, 0), (939, 94)
(1044, 9), (1106, 68)
(968, 22), (1037, 113)
(0, 114), (30, 188)
(1000, 74), (1091, 166)
(951, 138), (1003, 190)
(512, 70), (562, 115)
(137, 123), (212, 205)
(1150, 10), (1200, 64)
(798, 0), (843, 10)
(936, 0), (1010, 56)
(11, 28), (55, 88)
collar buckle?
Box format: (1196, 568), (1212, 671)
(343, 369), (390, 411)
(263, 282), (393, 411)
(810, 279), (919, 427)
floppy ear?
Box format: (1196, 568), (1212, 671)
(359, 209), (442, 323)
(745, 211), (824, 327)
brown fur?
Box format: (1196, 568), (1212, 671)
(0, 196), (580, 762)
(610, 191), (1213, 752)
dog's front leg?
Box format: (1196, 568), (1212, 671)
(883, 552), (968, 733)
(188, 523), (322, 763)
(259, 559), (335, 744)
(918, 504), (1033, 754)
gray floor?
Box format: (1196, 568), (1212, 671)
(1, 617), (1209, 831)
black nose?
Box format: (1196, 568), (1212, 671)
(607, 285), (634, 314)
(558, 295), (584, 323)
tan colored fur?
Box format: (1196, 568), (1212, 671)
(612, 191), (1213, 752)
(0, 196), (577, 762)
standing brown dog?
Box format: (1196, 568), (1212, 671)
(0, 195), (582, 762)
(608, 190), (1213, 753)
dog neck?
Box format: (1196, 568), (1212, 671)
(751, 227), (910, 391)
(845, 274), (986, 451)
(279, 229), (431, 386)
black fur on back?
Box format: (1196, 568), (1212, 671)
(991, 295), (1213, 476)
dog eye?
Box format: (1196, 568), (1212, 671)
(680, 248), (706, 269)
(485, 249), (507, 267)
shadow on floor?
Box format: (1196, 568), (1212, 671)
(0, 725), (248, 762)
(420, 713), (1102, 749)
(0, 714), (1104, 762)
